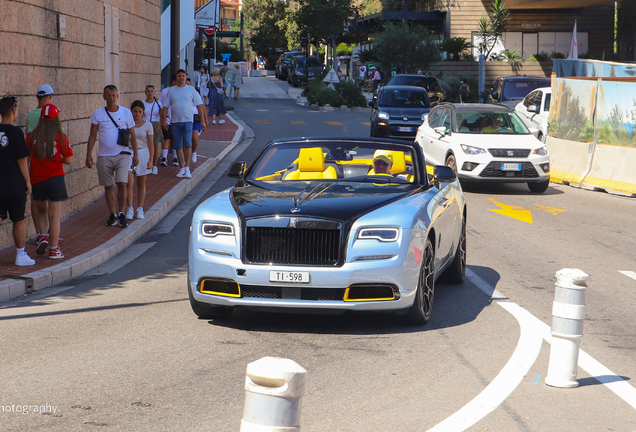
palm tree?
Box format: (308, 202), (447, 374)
(476, 0), (510, 60)
(499, 49), (524, 72)
(440, 37), (472, 61)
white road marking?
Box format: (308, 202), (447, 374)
(256, 109), (269, 112)
(427, 302), (545, 432)
(427, 268), (636, 431)
(84, 243), (156, 276)
(619, 270), (636, 281)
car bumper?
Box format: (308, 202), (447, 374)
(456, 157), (550, 182)
(188, 248), (419, 312)
(373, 122), (421, 140)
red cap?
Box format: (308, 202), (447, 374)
(40, 104), (60, 120)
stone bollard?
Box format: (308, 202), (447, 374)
(545, 268), (589, 388)
(240, 357), (307, 431)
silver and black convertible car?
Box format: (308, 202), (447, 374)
(188, 137), (467, 325)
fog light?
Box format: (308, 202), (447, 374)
(378, 122), (387, 126)
(462, 162), (478, 171)
(540, 163), (550, 173)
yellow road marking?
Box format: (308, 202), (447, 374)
(534, 204), (566, 215)
(488, 198), (533, 224)
(361, 122), (371, 126)
(254, 120), (270, 124)
(291, 121), (307, 125)
(325, 121), (344, 125)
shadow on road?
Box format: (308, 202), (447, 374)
(462, 181), (565, 196)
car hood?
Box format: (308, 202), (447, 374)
(452, 133), (541, 148)
(379, 107), (430, 119)
(231, 182), (414, 222)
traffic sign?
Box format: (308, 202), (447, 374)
(204, 27), (215, 35)
(195, 0), (220, 29)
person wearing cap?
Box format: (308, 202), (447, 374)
(87, 85), (139, 229)
(371, 152), (393, 175)
(0, 96), (35, 266)
(459, 80), (470, 103)
(370, 66), (381, 94)
(26, 104), (73, 260)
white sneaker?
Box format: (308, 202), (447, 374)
(173, 157), (179, 166)
(136, 207), (145, 219)
(126, 206), (134, 220)
(177, 168), (186, 178)
(152, 166), (158, 175)
(219, 119), (225, 124)
(212, 120), (216, 125)
(192, 153), (197, 163)
(16, 253), (36, 266)
(185, 167), (192, 179)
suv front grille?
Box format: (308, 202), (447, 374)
(480, 162), (539, 178)
(241, 285), (346, 301)
(245, 227), (341, 266)
(488, 149), (531, 158)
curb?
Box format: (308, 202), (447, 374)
(0, 118), (246, 302)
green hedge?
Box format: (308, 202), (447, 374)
(304, 80), (367, 107)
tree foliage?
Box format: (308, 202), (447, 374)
(372, 21), (441, 74)
(476, 0), (510, 60)
(242, 0), (289, 64)
(439, 37), (472, 61)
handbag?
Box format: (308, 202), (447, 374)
(104, 107), (131, 148)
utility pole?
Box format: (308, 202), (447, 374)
(240, 12), (244, 60)
(171, 0), (181, 76)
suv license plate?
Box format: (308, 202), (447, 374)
(398, 126), (413, 132)
(501, 163), (522, 171)
(270, 271), (310, 284)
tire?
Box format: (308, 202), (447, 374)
(441, 217), (466, 284)
(528, 180), (549, 193)
(404, 237), (435, 325)
(187, 278), (233, 320)
(445, 154), (457, 175)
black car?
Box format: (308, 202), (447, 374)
(370, 86), (431, 140)
(287, 56), (323, 87)
(488, 76), (551, 109)
(384, 74), (446, 103)
(275, 51), (304, 80)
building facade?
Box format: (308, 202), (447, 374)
(0, 0), (162, 249)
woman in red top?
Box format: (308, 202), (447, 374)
(26, 104), (73, 259)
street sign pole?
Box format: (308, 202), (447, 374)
(171, 0), (180, 77)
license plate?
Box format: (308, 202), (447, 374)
(398, 126), (413, 132)
(269, 271), (310, 284)
(501, 163), (522, 171)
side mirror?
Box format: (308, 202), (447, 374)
(527, 104), (538, 114)
(228, 161), (245, 178)
(491, 91), (499, 100)
(434, 165), (456, 187)
(433, 126), (447, 137)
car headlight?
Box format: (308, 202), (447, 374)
(358, 227), (400, 242)
(378, 112), (390, 120)
(201, 223), (234, 237)
(460, 144), (486, 155)
(533, 146), (548, 156)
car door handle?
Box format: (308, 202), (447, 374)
(439, 197), (450, 208)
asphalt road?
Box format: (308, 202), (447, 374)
(1, 86), (635, 431)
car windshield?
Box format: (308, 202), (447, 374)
(295, 58), (321, 68)
(379, 89), (430, 108)
(502, 80), (551, 100)
(453, 110), (530, 134)
(387, 76), (431, 88)
(246, 141), (421, 186)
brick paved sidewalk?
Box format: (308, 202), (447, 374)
(0, 113), (240, 295)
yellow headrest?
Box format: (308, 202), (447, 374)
(298, 147), (325, 172)
(390, 151), (406, 174)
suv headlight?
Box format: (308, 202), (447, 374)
(358, 227), (400, 242)
(533, 146), (548, 156)
(461, 144), (486, 155)
(378, 112), (390, 120)
(201, 223), (234, 237)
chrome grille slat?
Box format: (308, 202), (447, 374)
(488, 149), (531, 158)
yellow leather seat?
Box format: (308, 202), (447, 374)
(284, 147), (337, 180)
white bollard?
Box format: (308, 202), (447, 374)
(240, 357), (307, 432)
(545, 268), (589, 388)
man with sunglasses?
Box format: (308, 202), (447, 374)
(0, 96), (36, 266)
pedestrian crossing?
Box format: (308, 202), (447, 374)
(619, 270), (636, 281)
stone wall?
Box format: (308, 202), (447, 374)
(0, 0), (161, 249)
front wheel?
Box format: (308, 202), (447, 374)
(445, 154), (458, 175)
(188, 278), (233, 320)
(404, 237), (435, 325)
(528, 180), (549, 193)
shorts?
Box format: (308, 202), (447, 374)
(171, 122), (193, 150)
(130, 148), (152, 176)
(0, 195), (27, 222)
(162, 124), (172, 141)
(96, 153), (129, 187)
(32, 175), (68, 202)
(151, 121), (164, 145)
(193, 122), (201, 132)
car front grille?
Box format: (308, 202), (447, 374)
(241, 285), (346, 301)
(488, 149), (531, 158)
(245, 227), (341, 266)
(479, 162), (539, 178)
